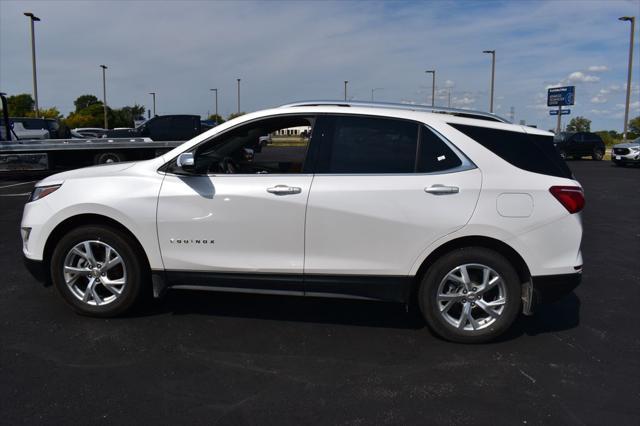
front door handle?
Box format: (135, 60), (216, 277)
(267, 185), (302, 195)
(425, 184), (459, 195)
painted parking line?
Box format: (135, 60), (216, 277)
(0, 181), (36, 189)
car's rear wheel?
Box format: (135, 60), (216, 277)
(418, 247), (521, 343)
(50, 225), (144, 317)
(592, 148), (604, 161)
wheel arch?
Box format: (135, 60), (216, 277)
(43, 213), (152, 280)
(411, 235), (531, 300)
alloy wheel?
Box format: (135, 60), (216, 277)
(62, 240), (127, 306)
(436, 263), (507, 331)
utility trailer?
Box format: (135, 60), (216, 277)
(0, 92), (183, 174)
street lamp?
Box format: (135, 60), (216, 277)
(210, 88), (218, 120)
(24, 12), (41, 117)
(619, 16), (635, 141)
(371, 87), (383, 101)
(483, 50), (496, 113)
(148, 92), (156, 116)
(344, 80), (349, 101)
(236, 78), (241, 114)
(99, 65), (108, 129)
(425, 70), (435, 107)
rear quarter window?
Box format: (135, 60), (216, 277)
(449, 123), (572, 179)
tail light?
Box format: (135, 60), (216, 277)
(549, 186), (585, 214)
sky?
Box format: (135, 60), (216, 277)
(0, 0), (638, 131)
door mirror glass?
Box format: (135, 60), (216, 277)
(176, 152), (195, 171)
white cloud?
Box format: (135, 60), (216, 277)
(444, 80), (455, 88)
(591, 95), (607, 104)
(587, 65), (609, 72)
(567, 72), (600, 83)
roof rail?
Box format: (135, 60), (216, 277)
(278, 100), (511, 123)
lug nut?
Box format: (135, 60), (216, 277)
(463, 290), (468, 294)
(472, 287), (477, 291)
(462, 299), (467, 303)
(101, 272), (106, 276)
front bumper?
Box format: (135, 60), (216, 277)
(23, 256), (48, 284)
(531, 272), (581, 304)
(612, 152), (640, 163)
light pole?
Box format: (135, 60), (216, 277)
(99, 65), (108, 129)
(344, 81), (349, 101)
(483, 50), (496, 113)
(448, 88), (452, 107)
(148, 92), (156, 116)
(210, 88), (218, 119)
(619, 16), (635, 141)
(425, 70), (435, 106)
(236, 78), (241, 114)
(371, 87), (383, 101)
(24, 12), (41, 117)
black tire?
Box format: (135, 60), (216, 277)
(50, 225), (145, 317)
(94, 151), (124, 164)
(418, 247), (521, 343)
(592, 148), (604, 161)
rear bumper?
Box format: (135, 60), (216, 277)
(531, 272), (581, 304)
(23, 256), (47, 284)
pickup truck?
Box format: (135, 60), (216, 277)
(104, 115), (206, 141)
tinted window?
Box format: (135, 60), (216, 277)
(172, 115), (314, 175)
(316, 116), (418, 173)
(450, 124), (572, 179)
(417, 126), (463, 172)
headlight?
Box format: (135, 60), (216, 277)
(28, 184), (61, 202)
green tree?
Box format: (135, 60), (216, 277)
(111, 104), (146, 128)
(74, 94), (101, 112)
(7, 94), (35, 116)
(628, 116), (640, 137)
(26, 107), (62, 119)
(207, 114), (225, 124)
(227, 112), (246, 121)
(566, 116), (591, 132)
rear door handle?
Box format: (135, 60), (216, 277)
(425, 184), (459, 195)
(267, 185), (302, 195)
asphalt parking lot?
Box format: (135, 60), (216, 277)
(0, 161), (638, 425)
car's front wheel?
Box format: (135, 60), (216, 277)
(418, 247), (521, 343)
(50, 225), (144, 317)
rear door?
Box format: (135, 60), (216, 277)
(303, 115), (481, 300)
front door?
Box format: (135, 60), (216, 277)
(156, 114), (315, 292)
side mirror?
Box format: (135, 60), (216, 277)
(176, 152), (195, 171)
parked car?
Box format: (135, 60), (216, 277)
(611, 138), (640, 166)
(8, 121), (50, 140)
(553, 131), (605, 160)
(21, 102), (583, 343)
(70, 127), (108, 139)
(6, 117), (66, 139)
(103, 115), (203, 141)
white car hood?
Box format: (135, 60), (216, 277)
(37, 162), (138, 186)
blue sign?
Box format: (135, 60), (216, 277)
(550, 109), (571, 116)
(547, 86), (575, 107)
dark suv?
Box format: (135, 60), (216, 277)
(553, 132), (605, 161)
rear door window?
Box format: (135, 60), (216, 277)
(315, 115), (419, 173)
(449, 123), (572, 179)
(417, 126), (463, 172)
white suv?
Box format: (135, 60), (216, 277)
(21, 102), (584, 343)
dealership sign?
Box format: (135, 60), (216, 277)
(547, 86), (575, 107)
(550, 109), (571, 116)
